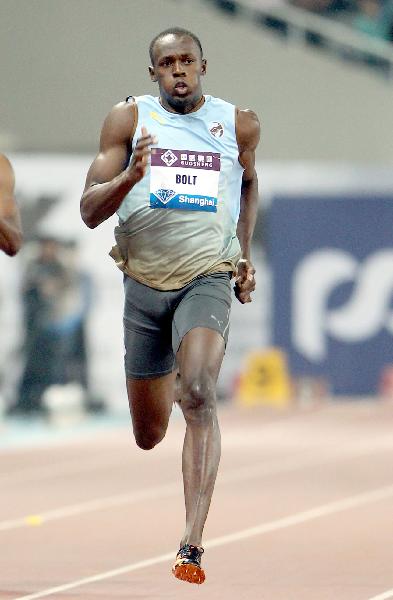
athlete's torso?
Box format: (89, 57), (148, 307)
(113, 94), (244, 290)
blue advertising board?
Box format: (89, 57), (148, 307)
(269, 195), (393, 395)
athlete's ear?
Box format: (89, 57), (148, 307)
(201, 59), (207, 76)
(149, 66), (157, 82)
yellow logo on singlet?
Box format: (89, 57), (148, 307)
(150, 111), (166, 125)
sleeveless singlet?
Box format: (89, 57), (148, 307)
(111, 94), (244, 290)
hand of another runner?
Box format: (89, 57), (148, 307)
(127, 126), (157, 184)
(234, 259), (256, 304)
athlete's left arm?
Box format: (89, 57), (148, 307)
(0, 155), (23, 256)
(235, 108), (260, 304)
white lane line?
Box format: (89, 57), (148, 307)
(2, 455), (312, 531)
(2, 439), (393, 533)
(14, 482), (393, 600)
(0, 455), (128, 486)
(15, 552), (175, 600)
(368, 590), (393, 600)
(0, 482), (180, 532)
(1, 420), (391, 486)
(3, 454), (317, 531)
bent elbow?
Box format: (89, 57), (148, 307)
(82, 213), (99, 229)
(80, 207), (95, 229)
(6, 232), (23, 256)
(80, 198), (99, 229)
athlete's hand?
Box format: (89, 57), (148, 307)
(126, 126), (157, 184)
(234, 259), (256, 304)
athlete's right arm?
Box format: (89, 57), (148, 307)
(80, 101), (156, 229)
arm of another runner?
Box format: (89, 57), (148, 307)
(235, 108), (261, 304)
(80, 100), (157, 229)
(0, 155), (23, 256)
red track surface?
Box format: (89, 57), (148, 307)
(1, 401), (393, 600)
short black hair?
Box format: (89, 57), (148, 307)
(149, 27), (203, 64)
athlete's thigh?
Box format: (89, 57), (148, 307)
(176, 327), (225, 385)
(123, 275), (177, 439)
(123, 275), (175, 380)
(126, 372), (176, 437)
(173, 272), (231, 381)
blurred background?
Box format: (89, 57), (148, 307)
(1, 0), (393, 437)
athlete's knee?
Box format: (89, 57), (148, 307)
(133, 427), (165, 451)
(181, 375), (216, 424)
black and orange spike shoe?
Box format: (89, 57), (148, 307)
(172, 544), (205, 584)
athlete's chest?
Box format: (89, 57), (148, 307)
(136, 106), (238, 214)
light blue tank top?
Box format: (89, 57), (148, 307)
(114, 94), (244, 290)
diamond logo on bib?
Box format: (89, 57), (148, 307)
(152, 188), (176, 204)
(150, 148), (220, 213)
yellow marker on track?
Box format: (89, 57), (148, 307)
(25, 515), (43, 526)
(237, 348), (292, 408)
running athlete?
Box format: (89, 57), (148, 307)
(0, 154), (22, 256)
(80, 27), (260, 585)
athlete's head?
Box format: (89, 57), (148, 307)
(148, 27), (207, 114)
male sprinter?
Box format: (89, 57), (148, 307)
(0, 154), (22, 256)
(81, 27), (260, 584)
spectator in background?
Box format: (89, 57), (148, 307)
(59, 239), (104, 413)
(289, 0), (353, 16)
(8, 236), (99, 415)
(290, 0), (393, 41)
(0, 154), (22, 256)
(10, 236), (66, 414)
(352, 0), (393, 41)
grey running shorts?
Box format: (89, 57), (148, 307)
(123, 272), (232, 379)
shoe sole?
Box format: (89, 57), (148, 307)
(172, 563), (206, 584)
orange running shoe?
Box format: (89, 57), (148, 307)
(172, 544), (205, 584)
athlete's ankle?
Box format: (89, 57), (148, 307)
(180, 537), (203, 548)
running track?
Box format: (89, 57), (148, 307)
(1, 400), (393, 599)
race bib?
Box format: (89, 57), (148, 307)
(150, 148), (220, 212)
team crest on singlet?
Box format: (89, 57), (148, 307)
(150, 148), (221, 213)
(209, 122), (224, 138)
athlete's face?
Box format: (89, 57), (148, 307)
(149, 35), (207, 114)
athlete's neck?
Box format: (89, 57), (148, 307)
(159, 95), (205, 115)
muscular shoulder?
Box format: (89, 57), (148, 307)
(235, 108), (261, 153)
(100, 99), (137, 150)
(0, 154), (15, 191)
